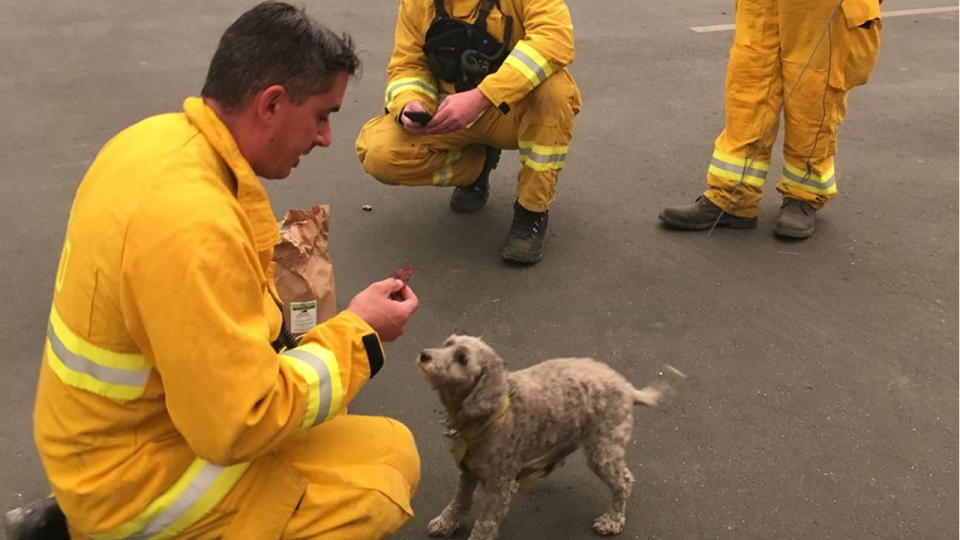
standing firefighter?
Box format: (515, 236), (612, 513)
(356, 0), (581, 264)
(32, 3), (421, 538)
(659, 0), (883, 238)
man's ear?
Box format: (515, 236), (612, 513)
(254, 84), (287, 123)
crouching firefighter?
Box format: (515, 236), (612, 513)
(356, 0), (581, 264)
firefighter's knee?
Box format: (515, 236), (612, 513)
(386, 418), (421, 493)
(527, 74), (577, 122)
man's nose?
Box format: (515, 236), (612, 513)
(315, 124), (331, 147)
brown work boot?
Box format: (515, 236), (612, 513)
(658, 196), (757, 230)
(450, 146), (501, 213)
(501, 201), (548, 264)
(773, 198), (816, 239)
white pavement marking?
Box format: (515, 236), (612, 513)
(690, 5), (958, 33)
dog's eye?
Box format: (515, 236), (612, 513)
(454, 349), (468, 365)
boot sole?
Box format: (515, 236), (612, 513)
(658, 213), (757, 230)
(450, 199), (488, 213)
(501, 249), (543, 264)
(772, 224), (814, 239)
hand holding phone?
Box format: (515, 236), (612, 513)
(402, 110), (433, 126)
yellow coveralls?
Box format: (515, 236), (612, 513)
(704, 0), (882, 217)
(34, 98), (419, 539)
(355, 0), (581, 213)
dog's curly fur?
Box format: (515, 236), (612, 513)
(417, 335), (681, 540)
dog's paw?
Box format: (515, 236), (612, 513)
(427, 515), (461, 537)
(592, 512), (626, 536)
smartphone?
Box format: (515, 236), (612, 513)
(403, 110), (433, 126)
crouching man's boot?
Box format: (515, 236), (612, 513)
(502, 201), (548, 264)
(658, 196), (757, 230)
(450, 146), (501, 213)
(773, 198), (816, 239)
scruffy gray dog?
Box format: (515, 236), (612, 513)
(417, 335), (683, 540)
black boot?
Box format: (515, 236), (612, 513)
(773, 198), (816, 239)
(3, 497), (69, 540)
(658, 196), (757, 230)
(450, 146), (501, 213)
(501, 201), (548, 264)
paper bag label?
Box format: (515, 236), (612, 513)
(290, 300), (318, 334)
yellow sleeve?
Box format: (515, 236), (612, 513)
(281, 310), (385, 428)
(477, 0), (575, 112)
(384, 0), (441, 118)
(119, 185), (379, 466)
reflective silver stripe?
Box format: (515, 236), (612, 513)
(281, 348), (333, 426)
(709, 157), (768, 180)
(126, 464), (223, 540)
(519, 147), (566, 165)
(782, 166), (836, 190)
(47, 323), (150, 387)
(385, 80), (437, 105)
(508, 48), (548, 84)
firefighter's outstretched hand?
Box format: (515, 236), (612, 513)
(347, 278), (419, 342)
(426, 89), (491, 135)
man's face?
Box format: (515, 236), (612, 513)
(260, 71), (349, 179)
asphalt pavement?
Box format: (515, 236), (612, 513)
(0, 1), (956, 538)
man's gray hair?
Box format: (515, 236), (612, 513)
(201, 1), (360, 112)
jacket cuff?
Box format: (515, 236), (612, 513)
(340, 310), (386, 378)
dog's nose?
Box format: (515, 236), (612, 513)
(419, 351), (432, 363)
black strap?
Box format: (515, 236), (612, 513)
(475, 0), (498, 33)
(433, 0), (449, 21)
(433, 0), (500, 32)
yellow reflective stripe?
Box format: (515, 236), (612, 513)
(49, 306), (149, 370)
(46, 342), (145, 401)
(781, 162), (837, 195)
(432, 148), (460, 186)
(708, 165), (766, 187)
(385, 77), (438, 109)
(711, 150), (770, 171)
(90, 460), (250, 540)
(46, 305), (150, 400)
(505, 41), (554, 86)
(518, 141), (567, 171)
(280, 342), (344, 427)
(708, 150), (768, 187)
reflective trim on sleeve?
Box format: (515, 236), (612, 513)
(385, 77), (439, 110)
(781, 162), (837, 195)
(280, 342), (344, 427)
(707, 150), (768, 187)
(90, 460), (250, 540)
(518, 141), (568, 172)
(504, 41), (554, 87)
(45, 305), (151, 401)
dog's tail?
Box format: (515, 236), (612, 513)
(633, 365), (686, 407)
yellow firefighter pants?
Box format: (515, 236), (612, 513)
(356, 71), (581, 213)
(704, 0), (882, 217)
(140, 415), (420, 540)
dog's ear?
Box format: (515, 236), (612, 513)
(460, 358), (506, 420)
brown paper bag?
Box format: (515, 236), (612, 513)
(273, 205), (337, 337)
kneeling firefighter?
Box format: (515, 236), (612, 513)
(356, 0), (581, 264)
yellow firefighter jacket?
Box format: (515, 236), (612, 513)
(34, 97), (385, 538)
(384, 0), (575, 117)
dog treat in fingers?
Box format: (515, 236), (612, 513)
(388, 266), (413, 300)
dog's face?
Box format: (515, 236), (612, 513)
(418, 335), (508, 420)
(417, 334), (499, 389)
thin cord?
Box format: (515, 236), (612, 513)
(707, 1), (843, 236)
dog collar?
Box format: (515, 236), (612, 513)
(450, 395), (511, 468)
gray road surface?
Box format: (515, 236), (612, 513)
(1, 1), (956, 538)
